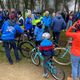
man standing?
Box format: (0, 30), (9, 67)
(1, 12), (24, 64)
(52, 12), (66, 44)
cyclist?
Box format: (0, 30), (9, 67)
(34, 21), (44, 46)
(1, 12), (24, 64)
(66, 20), (80, 80)
(17, 11), (24, 29)
(25, 12), (34, 40)
(32, 10), (43, 28)
(42, 11), (52, 32)
(39, 32), (55, 78)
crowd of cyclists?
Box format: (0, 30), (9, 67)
(0, 8), (80, 79)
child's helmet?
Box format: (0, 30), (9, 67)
(42, 32), (50, 39)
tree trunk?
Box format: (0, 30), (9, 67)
(24, 0), (28, 9)
(78, 0), (80, 11)
(11, 0), (15, 8)
(0, 0), (4, 9)
(74, 0), (78, 12)
(31, 0), (34, 10)
(7, 0), (11, 9)
(54, 0), (58, 12)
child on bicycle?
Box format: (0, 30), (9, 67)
(39, 32), (55, 78)
(25, 12), (34, 40)
(34, 21), (44, 46)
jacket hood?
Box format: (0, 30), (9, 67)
(56, 15), (62, 19)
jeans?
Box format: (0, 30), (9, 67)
(3, 40), (20, 64)
(71, 54), (80, 80)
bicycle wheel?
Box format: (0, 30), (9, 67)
(20, 41), (34, 58)
(51, 64), (65, 80)
(31, 50), (40, 66)
(53, 47), (71, 65)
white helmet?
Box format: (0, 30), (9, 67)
(42, 32), (50, 39)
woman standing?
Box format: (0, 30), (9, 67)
(66, 20), (80, 80)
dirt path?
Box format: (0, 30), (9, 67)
(0, 58), (71, 80)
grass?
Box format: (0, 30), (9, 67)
(59, 31), (68, 47)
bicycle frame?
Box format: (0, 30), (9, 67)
(46, 60), (57, 74)
(60, 45), (70, 58)
(32, 48), (57, 74)
(32, 48), (44, 61)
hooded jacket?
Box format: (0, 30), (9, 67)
(66, 26), (80, 56)
(34, 26), (44, 41)
(1, 20), (24, 40)
(25, 17), (33, 30)
(52, 15), (66, 32)
(39, 39), (54, 56)
(42, 16), (52, 27)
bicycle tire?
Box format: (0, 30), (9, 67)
(53, 47), (71, 65)
(31, 50), (40, 66)
(20, 41), (34, 58)
(50, 64), (65, 80)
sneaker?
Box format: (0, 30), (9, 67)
(16, 58), (21, 63)
(43, 73), (49, 78)
(9, 61), (13, 65)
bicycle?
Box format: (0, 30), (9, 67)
(53, 40), (71, 65)
(9, 34), (34, 58)
(31, 47), (65, 80)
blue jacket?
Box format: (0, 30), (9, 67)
(66, 20), (72, 30)
(1, 20), (24, 40)
(0, 15), (3, 21)
(42, 16), (52, 27)
(40, 39), (53, 46)
(34, 26), (44, 41)
(0, 12), (3, 21)
(52, 15), (66, 32)
(40, 39), (54, 56)
(25, 17), (33, 30)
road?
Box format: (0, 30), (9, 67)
(0, 58), (71, 80)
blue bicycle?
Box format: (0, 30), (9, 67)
(31, 47), (65, 80)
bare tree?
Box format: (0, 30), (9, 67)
(78, 0), (80, 11)
(74, 0), (78, 12)
(24, 0), (28, 9)
(0, 0), (4, 9)
(7, 0), (11, 9)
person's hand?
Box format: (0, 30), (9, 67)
(16, 21), (20, 24)
(71, 22), (78, 30)
(73, 22), (77, 27)
(71, 26), (76, 30)
(27, 30), (29, 32)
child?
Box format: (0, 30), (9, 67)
(34, 22), (44, 46)
(39, 32), (55, 78)
(25, 12), (34, 40)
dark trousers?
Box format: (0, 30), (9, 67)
(43, 55), (52, 74)
(35, 41), (41, 47)
(44, 26), (50, 33)
(53, 32), (60, 44)
(3, 40), (20, 64)
(27, 29), (34, 40)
